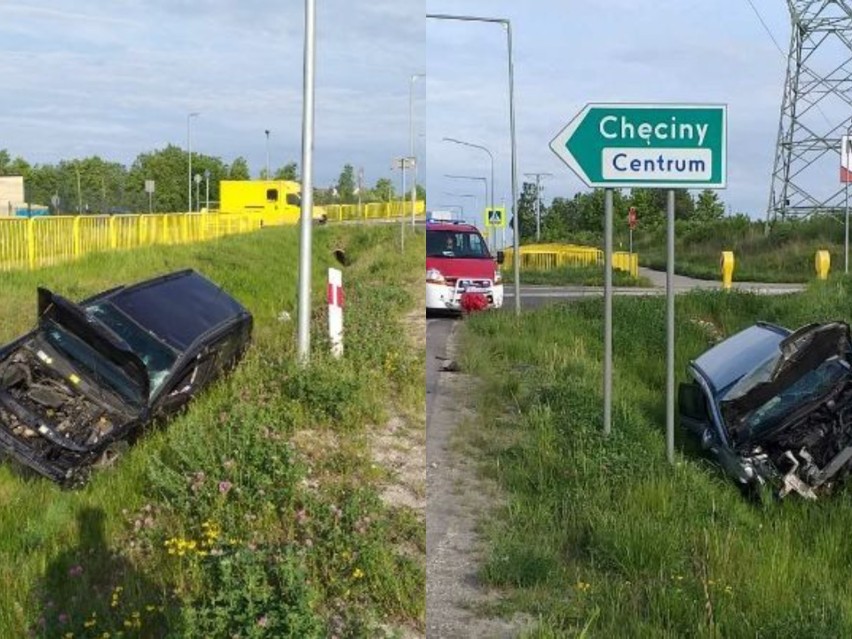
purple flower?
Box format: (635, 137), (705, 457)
(218, 480), (233, 494)
(58, 613), (69, 625)
(68, 565), (84, 577)
(257, 615), (269, 628)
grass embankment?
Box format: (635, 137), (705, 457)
(0, 225), (424, 637)
(519, 265), (651, 287)
(635, 215), (844, 283)
(461, 279), (852, 637)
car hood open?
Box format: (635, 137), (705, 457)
(37, 288), (150, 405)
(721, 322), (851, 441)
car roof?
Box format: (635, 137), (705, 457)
(101, 270), (248, 352)
(426, 221), (481, 232)
(691, 322), (791, 395)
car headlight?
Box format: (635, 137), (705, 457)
(426, 268), (445, 284)
(494, 269), (502, 284)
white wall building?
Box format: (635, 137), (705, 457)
(0, 176), (24, 216)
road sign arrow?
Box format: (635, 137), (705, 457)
(549, 103), (726, 189)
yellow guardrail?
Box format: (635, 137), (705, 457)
(322, 199), (426, 223)
(503, 243), (639, 278)
(0, 213), (261, 272)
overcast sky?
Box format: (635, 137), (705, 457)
(0, 1), (422, 191)
(426, 0), (796, 230)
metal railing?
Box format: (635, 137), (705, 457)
(0, 213), (260, 272)
(503, 243), (639, 278)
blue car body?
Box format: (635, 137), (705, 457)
(681, 321), (852, 499)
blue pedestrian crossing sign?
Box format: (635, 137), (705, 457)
(485, 207), (506, 228)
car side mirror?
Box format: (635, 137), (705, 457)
(496, 250), (505, 265)
(700, 427), (715, 451)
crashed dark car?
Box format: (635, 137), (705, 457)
(680, 321), (852, 500)
(0, 270), (252, 485)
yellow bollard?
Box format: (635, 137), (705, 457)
(720, 251), (735, 290)
(815, 250), (831, 280)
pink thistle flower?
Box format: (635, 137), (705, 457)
(218, 480), (233, 494)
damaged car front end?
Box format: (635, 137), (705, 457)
(0, 270), (252, 485)
(680, 321), (852, 500)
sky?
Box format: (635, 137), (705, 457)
(0, 1), (840, 228)
(425, 0), (800, 232)
(0, 1), (423, 192)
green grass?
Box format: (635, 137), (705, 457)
(519, 265), (651, 287)
(0, 225), (425, 637)
(460, 277), (852, 637)
(634, 215), (845, 283)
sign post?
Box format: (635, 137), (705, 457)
(628, 205), (637, 254)
(328, 268), (344, 357)
(841, 134), (852, 273)
(144, 180), (155, 215)
(484, 206), (506, 251)
(550, 103), (727, 461)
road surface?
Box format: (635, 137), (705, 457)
(503, 267), (804, 309)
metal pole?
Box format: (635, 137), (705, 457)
(148, 191), (152, 215)
(358, 167), (363, 219)
(187, 112), (198, 213)
(297, 0), (316, 363)
(846, 129), (850, 274)
(205, 171), (210, 211)
(505, 20), (520, 315)
(410, 74), (424, 228)
(401, 160), (407, 250)
(666, 189), (676, 464)
(604, 189), (613, 436)
(265, 129), (271, 180)
(535, 175), (541, 241)
(195, 177), (200, 212)
(75, 164), (82, 215)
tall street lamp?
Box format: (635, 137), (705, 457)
(442, 137), (494, 244)
(410, 73), (425, 227)
(524, 172), (552, 242)
(428, 13), (520, 314)
(187, 112), (200, 213)
(265, 129), (271, 180)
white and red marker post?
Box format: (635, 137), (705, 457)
(327, 268), (344, 357)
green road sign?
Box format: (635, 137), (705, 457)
(485, 207), (506, 228)
(549, 103), (727, 189)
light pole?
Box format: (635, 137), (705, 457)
(75, 162), (82, 215)
(187, 112), (200, 213)
(204, 169), (210, 211)
(445, 174), (488, 224)
(428, 13), (520, 315)
(443, 137), (494, 246)
(524, 172), (552, 242)
(410, 73), (425, 227)
(846, 123), (851, 274)
(442, 192), (477, 225)
(194, 173), (202, 212)
(297, 0), (316, 362)
(265, 129), (271, 180)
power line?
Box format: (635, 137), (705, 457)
(744, 0), (786, 56)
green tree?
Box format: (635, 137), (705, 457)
(336, 164), (356, 203)
(694, 189), (725, 221)
(516, 181), (545, 241)
(274, 162), (299, 181)
(228, 157), (251, 181)
(373, 178), (395, 202)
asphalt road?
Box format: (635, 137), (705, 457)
(502, 267), (805, 310)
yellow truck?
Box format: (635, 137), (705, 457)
(218, 180), (326, 225)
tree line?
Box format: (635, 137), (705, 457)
(0, 149), (424, 215)
(515, 182), (731, 241)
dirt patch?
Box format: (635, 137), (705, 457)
(427, 324), (532, 638)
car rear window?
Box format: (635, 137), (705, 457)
(108, 272), (245, 351)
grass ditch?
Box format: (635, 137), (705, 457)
(519, 265), (651, 287)
(0, 224), (425, 637)
(460, 278), (852, 637)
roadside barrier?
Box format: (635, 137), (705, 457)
(720, 251), (735, 290)
(815, 249), (831, 280)
(503, 243), (639, 278)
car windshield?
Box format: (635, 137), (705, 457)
(738, 356), (851, 438)
(43, 322), (145, 406)
(85, 302), (178, 395)
(426, 230), (490, 258)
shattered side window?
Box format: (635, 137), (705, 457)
(722, 351), (781, 402)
